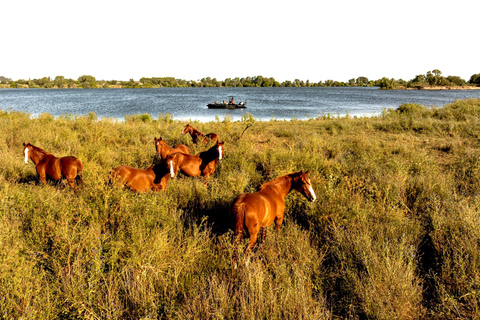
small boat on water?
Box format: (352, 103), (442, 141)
(207, 96), (246, 109)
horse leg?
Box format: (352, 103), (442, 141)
(68, 180), (77, 192)
(39, 173), (47, 185)
(232, 230), (243, 269)
(244, 232), (259, 266)
(76, 172), (84, 186)
(274, 214), (284, 234)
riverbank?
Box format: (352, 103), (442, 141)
(3, 83), (480, 90)
(399, 85), (480, 90)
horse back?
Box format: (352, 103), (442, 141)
(111, 165), (155, 192)
(175, 144), (190, 155)
(57, 156), (81, 179)
(36, 154), (62, 180)
(239, 190), (282, 228)
(177, 153), (203, 176)
(205, 133), (219, 142)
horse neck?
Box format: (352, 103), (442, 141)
(192, 128), (204, 138)
(29, 147), (48, 164)
(200, 146), (219, 162)
(159, 142), (171, 158)
(152, 162), (169, 176)
(262, 175), (294, 199)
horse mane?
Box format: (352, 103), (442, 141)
(259, 171), (306, 191)
(29, 144), (49, 155)
(259, 173), (295, 190)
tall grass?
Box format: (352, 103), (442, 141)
(1, 99), (480, 318)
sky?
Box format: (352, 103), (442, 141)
(2, 0), (479, 83)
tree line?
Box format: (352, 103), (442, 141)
(1, 71), (479, 89)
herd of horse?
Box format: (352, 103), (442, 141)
(22, 123), (316, 267)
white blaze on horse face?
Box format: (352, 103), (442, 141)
(218, 146), (223, 160)
(307, 178), (317, 201)
(182, 125), (187, 134)
(169, 160), (175, 178)
(24, 148), (29, 164)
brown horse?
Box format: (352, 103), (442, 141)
(231, 170), (316, 268)
(23, 142), (84, 192)
(182, 124), (220, 144)
(110, 160), (170, 192)
(166, 141), (224, 182)
(154, 137), (190, 160)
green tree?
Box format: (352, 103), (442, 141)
(54, 76), (66, 88)
(469, 73), (480, 85)
(78, 75), (97, 88)
(446, 76), (466, 86)
(378, 77), (398, 90)
(356, 76), (369, 86)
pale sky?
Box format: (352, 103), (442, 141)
(2, 0), (479, 83)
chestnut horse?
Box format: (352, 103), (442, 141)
(23, 142), (84, 192)
(166, 141), (224, 182)
(154, 137), (190, 160)
(110, 160), (170, 192)
(182, 124), (220, 144)
(231, 170), (316, 268)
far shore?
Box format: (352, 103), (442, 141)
(397, 85), (480, 91)
(1, 84), (480, 90)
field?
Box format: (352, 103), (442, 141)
(1, 99), (480, 319)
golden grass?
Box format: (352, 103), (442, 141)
(1, 100), (480, 319)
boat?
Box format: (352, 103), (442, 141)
(207, 96), (246, 109)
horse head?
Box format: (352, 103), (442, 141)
(294, 170), (316, 202)
(182, 124), (191, 135)
(216, 141), (224, 161)
(23, 142), (33, 164)
(165, 153), (178, 178)
(154, 137), (165, 153)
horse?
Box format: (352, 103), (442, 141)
(154, 137), (190, 160)
(110, 160), (170, 193)
(23, 142), (84, 192)
(166, 141), (224, 182)
(182, 124), (220, 144)
(231, 170), (316, 268)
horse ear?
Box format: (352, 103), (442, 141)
(305, 170), (310, 174)
(23, 142), (26, 146)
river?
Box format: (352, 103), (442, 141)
(1, 87), (480, 122)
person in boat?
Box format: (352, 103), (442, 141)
(239, 101), (244, 105)
(229, 97), (235, 104)
(222, 100), (226, 104)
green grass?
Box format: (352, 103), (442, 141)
(1, 99), (480, 319)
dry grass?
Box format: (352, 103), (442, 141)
(1, 99), (480, 319)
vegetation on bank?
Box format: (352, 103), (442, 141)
(1, 69), (479, 89)
(1, 99), (480, 318)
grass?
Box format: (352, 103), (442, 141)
(1, 99), (480, 319)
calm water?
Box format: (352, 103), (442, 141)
(1, 87), (480, 122)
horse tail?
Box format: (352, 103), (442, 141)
(231, 201), (246, 242)
(75, 158), (84, 185)
(76, 158), (84, 173)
